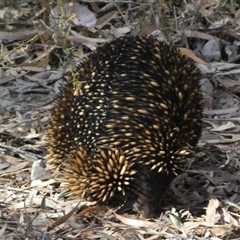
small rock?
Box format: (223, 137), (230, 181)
(200, 40), (221, 62)
(31, 160), (52, 180)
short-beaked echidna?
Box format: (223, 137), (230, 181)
(46, 36), (203, 218)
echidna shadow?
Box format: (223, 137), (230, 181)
(46, 36), (203, 218)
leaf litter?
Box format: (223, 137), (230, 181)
(0, 1), (240, 239)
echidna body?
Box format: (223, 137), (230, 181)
(46, 36), (202, 218)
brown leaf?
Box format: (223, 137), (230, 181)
(180, 47), (207, 65)
(205, 199), (219, 225)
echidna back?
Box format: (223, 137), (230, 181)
(46, 36), (202, 218)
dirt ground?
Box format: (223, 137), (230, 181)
(0, 1), (240, 239)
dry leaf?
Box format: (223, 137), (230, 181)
(205, 199), (219, 224)
(114, 214), (156, 228)
(180, 47), (207, 65)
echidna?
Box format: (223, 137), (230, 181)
(46, 36), (203, 218)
